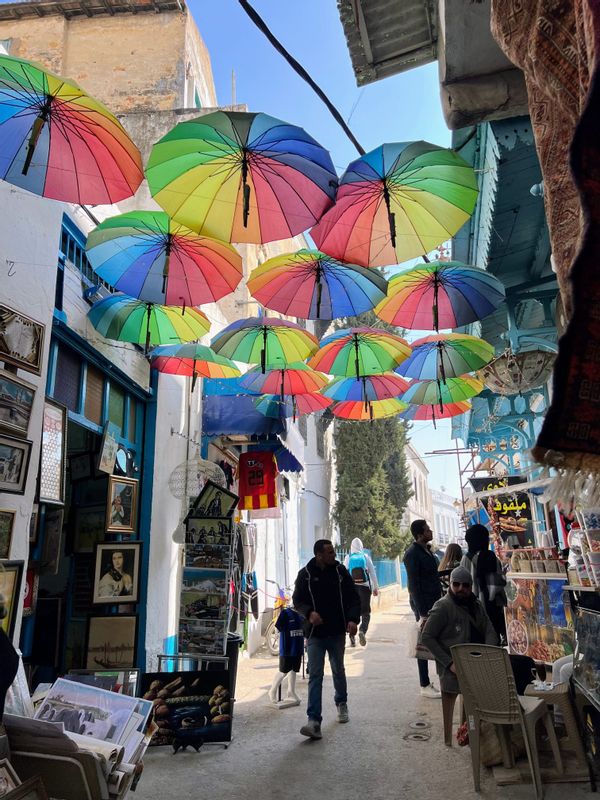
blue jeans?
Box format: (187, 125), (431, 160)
(306, 634), (347, 722)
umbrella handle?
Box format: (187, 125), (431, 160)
(437, 378), (444, 415)
(280, 370), (285, 401)
(242, 150), (251, 227)
(431, 404), (437, 430)
(437, 341), (447, 384)
(362, 375), (368, 411)
(432, 270), (439, 332)
(382, 182), (396, 248)
(260, 326), (267, 373)
(354, 335), (360, 381)
(23, 112), (48, 176)
(191, 358), (198, 393)
(369, 400), (373, 421)
(144, 303), (152, 356)
(162, 233), (172, 296)
(315, 263), (323, 319)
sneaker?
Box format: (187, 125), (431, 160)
(337, 702), (349, 723)
(420, 683), (442, 699)
(358, 632), (367, 647)
(300, 719), (322, 739)
(349, 635), (356, 647)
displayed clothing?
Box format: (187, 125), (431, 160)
(276, 608), (304, 659)
(241, 572), (259, 621)
(238, 451), (278, 510)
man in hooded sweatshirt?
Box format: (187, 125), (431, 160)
(344, 537), (379, 647)
(293, 539), (360, 740)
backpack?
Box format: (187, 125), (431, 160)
(347, 552), (369, 584)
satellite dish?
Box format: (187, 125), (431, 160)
(168, 458), (226, 501)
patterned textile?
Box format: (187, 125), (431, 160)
(492, 0), (600, 480)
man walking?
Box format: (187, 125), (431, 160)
(403, 519), (442, 698)
(344, 537), (379, 647)
(293, 539), (360, 740)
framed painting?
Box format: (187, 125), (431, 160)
(0, 368), (35, 437)
(22, 567), (39, 617)
(0, 560), (24, 640)
(29, 503), (39, 545)
(0, 434), (31, 494)
(39, 399), (67, 505)
(187, 480), (238, 520)
(69, 452), (92, 482)
(3, 776), (48, 799)
(66, 668), (140, 697)
(0, 304), (45, 376)
(92, 541), (142, 605)
(73, 505), (106, 553)
(85, 614), (138, 670)
(185, 518), (232, 547)
(0, 758), (20, 796)
(97, 421), (120, 475)
(40, 506), (64, 576)
(106, 476), (138, 534)
(0, 508), (15, 558)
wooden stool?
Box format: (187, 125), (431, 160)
(524, 682), (587, 767)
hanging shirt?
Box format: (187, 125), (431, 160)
(238, 451), (279, 510)
(275, 608), (305, 657)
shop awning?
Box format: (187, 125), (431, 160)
(279, 423), (305, 468)
(202, 394), (285, 437)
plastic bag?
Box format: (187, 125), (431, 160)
(405, 623), (436, 660)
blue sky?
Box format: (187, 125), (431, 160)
(190, 0), (462, 497)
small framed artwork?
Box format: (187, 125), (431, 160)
(73, 505), (106, 553)
(106, 476), (138, 534)
(85, 614), (138, 670)
(0, 758), (20, 796)
(29, 503), (39, 545)
(0, 304), (45, 376)
(0, 434), (32, 495)
(66, 668), (140, 697)
(3, 775), (48, 799)
(39, 399), (67, 505)
(97, 421), (120, 475)
(69, 452), (92, 482)
(22, 567), (39, 617)
(185, 518), (232, 547)
(0, 368), (36, 437)
(40, 506), (64, 576)
(0, 509), (15, 559)
(0, 560), (24, 640)
(188, 480), (238, 520)
(92, 541), (142, 605)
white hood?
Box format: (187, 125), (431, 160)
(350, 537), (363, 553)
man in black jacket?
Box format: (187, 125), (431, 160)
(293, 539), (360, 739)
(403, 519), (442, 698)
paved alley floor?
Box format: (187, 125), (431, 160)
(135, 598), (592, 800)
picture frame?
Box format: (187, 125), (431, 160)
(3, 776), (48, 800)
(0, 434), (32, 495)
(97, 421), (120, 475)
(29, 503), (39, 545)
(0, 560), (24, 640)
(73, 505), (106, 553)
(22, 567), (39, 617)
(187, 480), (238, 520)
(0, 758), (20, 796)
(179, 568), (228, 623)
(39, 399), (67, 505)
(0, 508), (15, 559)
(185, 517), (232, 547)
(85, 614), (138, 670)
(69, 452), (93, 482)
(66, 668), (140, 697)
(0, 304), (45, 376)
(0, 368), (36, 437)
(106, 476), (138, 534)
(92, 541), (142, 605)
(40, 506), (64, 576)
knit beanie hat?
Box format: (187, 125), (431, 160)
(450, 566), (473, 585)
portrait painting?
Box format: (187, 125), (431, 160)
(0, 560), (24, 640)
(85, 614), (138, 671)
(0, 435), (31, 494)
(0, 304), (45, 375)
(0, 509), (15, 559)
(106, 476), (138, 534)
(0, 368), (35, 437)
(188, 480), (238, 520)
(92, 542), (142, 605)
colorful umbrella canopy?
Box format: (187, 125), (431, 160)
(401, 376), (484, 414)
(88, 294), (210, 353)
(146, 110), (338, 244)
(309, 327), (411, 379)
(322, 373), (410, 403)
(86, 211), (242, 307)
(397, 334), (494, 382)
(0, 54), (143, 203)
(255, 392), (332, 419)
(375, 261), (506, 331)
(149, 343), (241, 379)
(247, 249), (388, 320)
(331, 397), (408, 420)
(211, 317), (318, 372)
(311, 141), (478, 268)
(240, 361), (328, 398)
(399, 401), (471, 426)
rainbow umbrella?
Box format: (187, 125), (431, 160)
(331, 397), (408, 421)
(211, 317), (318, 372)
(256, 392), (332, 419)
(309, 327), (411, 379)
(146, 111), (338, 244)
(247, 249), (387, 320)
(397, 334), (494, 383)
(86, 211), (242, 307)
(322, 373), (410, 403)
(311, 141), (478, 267)
(150, 343), (240, 391)
(0, 54), (142, 203)
(88, 294), (210, 353)
(375, 261), (505, 331)
(401, 376), (484, 414)
(240, 361), (328, 399)
(399, 400), (471, 428)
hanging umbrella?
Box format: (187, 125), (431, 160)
(88, 294), (210, 353)
(308, 327), (411, 379)
(322, 373), (410, 403)
(149, 342), (240, 390)
(247, 249), (387, 320)
(397, 334), (494, 382)
(401, 376), (484, 414)
(375, 261), (505, 331)
(331, 397), (408, 421)
(311, 141), (478, 267)
(0, 54), (143, 203)
(399, 400), (471, 428)
(240, 361), (328, 399)
(86, 211), (242, 307)
(478, 350), (556, 396)
(255, 392), (332, 419)
(211, 316), (318, 372)
(145, 110), (338, 244)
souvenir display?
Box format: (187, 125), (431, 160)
(105, 476), (138, 533)
(39, 400), (67, 505)
(0, 304), (45, 375)
(0, 434), (31, 494)
(92, 542), (142, 605)
(0, 368), (35, 436)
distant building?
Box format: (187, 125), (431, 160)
(431, 488), (463, 547)
(402, 442), (433, 528)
